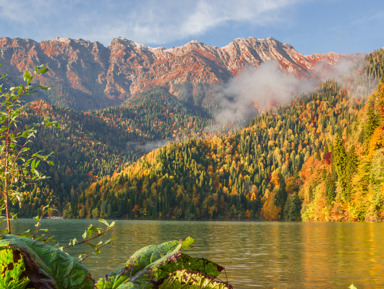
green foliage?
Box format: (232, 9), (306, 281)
(0, 64), (59, 233)
(81, 81), (363, 220)
(117, 87), (211, 141)
(300, 78), (384, 221)
(159, 269), (231, 289)
(0, 234), (95, 289)
(283, 193), (302, 221)
(1, 228), (231, 288)
(365, 48), (384, 80)
(0, 66), (231, 288)
(0, 232), (233, 289)
(4, 56), (382, 223)
(325, 171), (336, 206)
(96, 237), (191, 288)
(95, 237), (231, 289)
(0, 247), (29, 289)
(364, 99), (381, 145)
(15, 87), (211, 218)
(345, 145), (359, 196)
(332, 136), (348, 198)
(15, 207), (116, 263)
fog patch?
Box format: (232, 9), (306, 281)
(211, 61), (318, 129)
(208, 55), (377, 131)
(126, 140), (171, 153)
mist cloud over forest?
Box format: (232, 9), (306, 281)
(210, 56), (375, 130)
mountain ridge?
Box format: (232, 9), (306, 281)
(0, 36), (352, 110)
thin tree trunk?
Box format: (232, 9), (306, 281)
(4, 151), (11, 234)
(5, 114), (11, 234)
(5, 191), (10, 234)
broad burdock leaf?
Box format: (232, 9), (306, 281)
(96, 237), (231, 289)
(0, 234), (94, 289)
(0, 247), (30, 289)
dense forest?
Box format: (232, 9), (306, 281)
(299, 78), (384, 221)
(15, 88), (211, 216)
(72, 81), (364, 220)
(365, 48), (384, 80)
(12, 48), (384, 221)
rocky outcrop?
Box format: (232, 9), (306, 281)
(0, 36), (350, 110)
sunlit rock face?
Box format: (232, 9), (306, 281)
(0, 36), (351, 110)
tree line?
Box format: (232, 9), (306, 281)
(73, 81), (364, 220)
(13, 48), (384, 220)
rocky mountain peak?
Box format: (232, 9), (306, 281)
(0, 36), (353, 110)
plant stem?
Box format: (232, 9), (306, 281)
(5, 103), (11, 234)
(62, 227), (110, 250)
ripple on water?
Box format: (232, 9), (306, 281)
(8, 220), (384, 288)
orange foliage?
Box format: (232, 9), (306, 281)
(299, 156), (315, 181)
(260, 191), (281, 221)
(270, 171), (279, 187)
(132, 204), (140, 212)
(368, 126), (384, 159)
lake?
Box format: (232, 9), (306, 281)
(8, 219), (384, 288)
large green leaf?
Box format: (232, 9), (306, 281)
(0, 248), (30, 289)
(159, 269), (232, 289)
(156, 254), (224, 280)
(0, 235), (231, 289)
(96, 237), (231, 289)
(0, 234), (94, 289)
(96, 238), (186, 288)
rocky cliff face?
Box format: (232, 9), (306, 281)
(0, 36), (350, 110)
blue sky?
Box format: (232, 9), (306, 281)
(0, 0), (383, 55)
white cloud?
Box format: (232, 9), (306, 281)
(212, 60), (317, 128)
(127, 0), (305, 45)
(0, 0), (306, 45)
(210, 55), (374, 130)
(126, 140), (171, 152)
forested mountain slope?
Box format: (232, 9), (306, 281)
(75, 82), (364, 220)
(299, 50), (384, 221)
(299, 79), (384, 221)
(95, 87), (211, 142)
(16, 88), (210, 217)
(13, 48), (383, 220)
(365, 48), (384, 80)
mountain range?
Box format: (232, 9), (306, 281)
(0, 36), (350, 110)
(2, 35), (382, 221)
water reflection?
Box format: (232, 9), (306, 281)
(8, 220), (384, 288)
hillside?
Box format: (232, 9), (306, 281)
(0, 36), (350, 110)
(72, 81), (364, 220)
(299, 49), (384, 221)
(366, 48), (384, 80)
(9, 45), (382, 220)
(16, 88), (210, 217)
(299, 79), (384, 221)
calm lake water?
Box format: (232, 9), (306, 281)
(7, 219), (384, 288)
